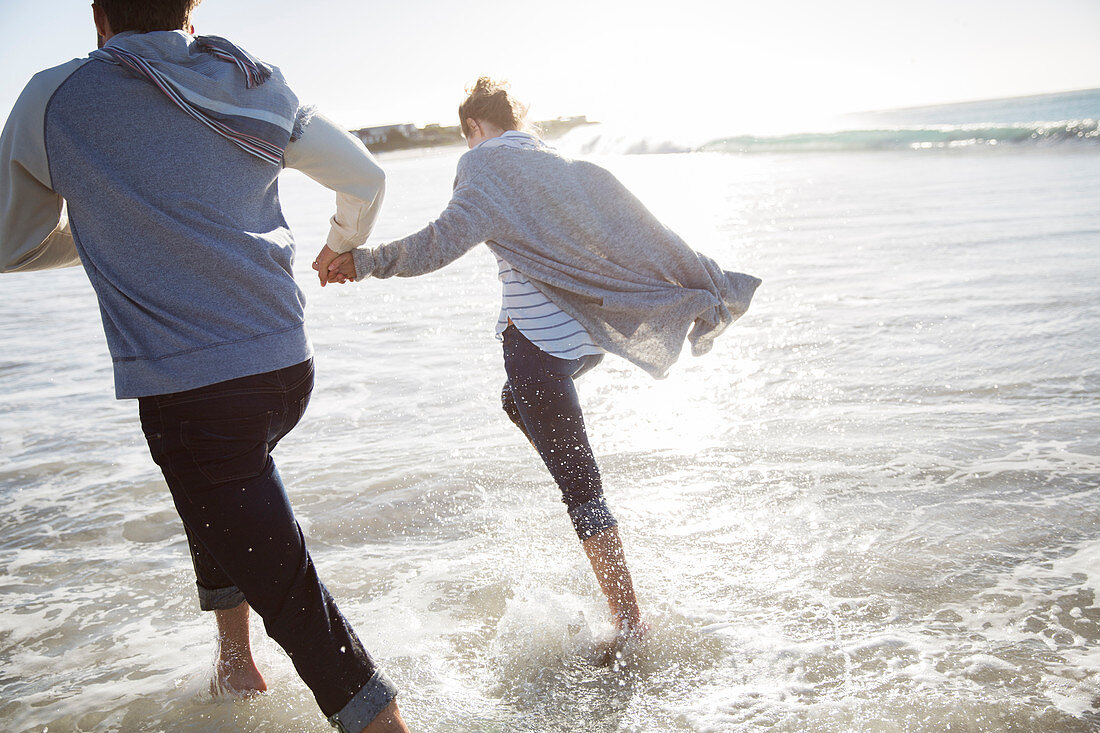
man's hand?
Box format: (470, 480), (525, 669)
(312, 245), (351, 286)
(327, 251), (357, 283)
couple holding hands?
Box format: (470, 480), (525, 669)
(0, 1), (758, 731)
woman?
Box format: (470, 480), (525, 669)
(320, 78), (760, 636)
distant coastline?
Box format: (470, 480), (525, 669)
(350, 116), (596, 152)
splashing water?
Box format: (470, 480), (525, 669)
(1, 140), (1098, 731)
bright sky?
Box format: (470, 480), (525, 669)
(1, 0), (1098, 135)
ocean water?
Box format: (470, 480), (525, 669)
(1, 95), (1099, 732)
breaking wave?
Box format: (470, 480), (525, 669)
(700, 120), (1100, 153)
(554, 120), (1100, 156)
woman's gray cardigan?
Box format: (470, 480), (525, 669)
(353, 144), (761, 378)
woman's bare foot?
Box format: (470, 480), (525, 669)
(593, 620), (649, 667)
(209, 602), (267, 697)
(616, 615), (650, 639)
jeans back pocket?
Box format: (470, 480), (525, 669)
(179, 411), (274, 485)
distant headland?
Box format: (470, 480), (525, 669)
(351, 116), (595, 152)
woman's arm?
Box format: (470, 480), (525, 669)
(349, 155), (495, 280)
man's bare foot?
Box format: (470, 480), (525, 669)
(209, 601), (267, 697)
(211, 654), (267, 697)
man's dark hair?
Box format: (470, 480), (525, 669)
(93, 0), (202, 33)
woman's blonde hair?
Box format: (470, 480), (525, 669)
(458, 77), (529, 137)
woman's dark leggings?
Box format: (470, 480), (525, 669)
(500, 325), (617, 540)
(137, 359), (395, 731)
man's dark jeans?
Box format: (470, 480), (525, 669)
(138, 359), (395, 727)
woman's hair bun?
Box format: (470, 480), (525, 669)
(470, 77), (505, 96)
(459, 77), (529, 136)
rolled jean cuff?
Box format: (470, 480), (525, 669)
(568, 497), (618, 540)
(197, 583), (247, 612)
(328, 668), (399, 733)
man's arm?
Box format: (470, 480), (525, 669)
(283, 112), (386, 284)
(0, 61), (87, 273)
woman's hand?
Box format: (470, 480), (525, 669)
(311, 245), (355, 286)
(326, 251), (358, 283)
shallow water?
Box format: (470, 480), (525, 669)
(1, 145), (1098, 732)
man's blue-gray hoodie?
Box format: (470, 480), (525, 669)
(0, 31), (385, 398)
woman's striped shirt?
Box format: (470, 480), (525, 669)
(493, 252), (603, 359)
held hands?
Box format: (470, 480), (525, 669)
(311, 245), (358, 286)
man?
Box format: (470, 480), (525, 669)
(0, 2), (407, 731)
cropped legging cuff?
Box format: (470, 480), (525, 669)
(568, 497), (618, 540)
(197, 583), (247, 612)
(328, 668), (399, 733)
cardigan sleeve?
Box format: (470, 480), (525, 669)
(353, 153), (495, 279)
